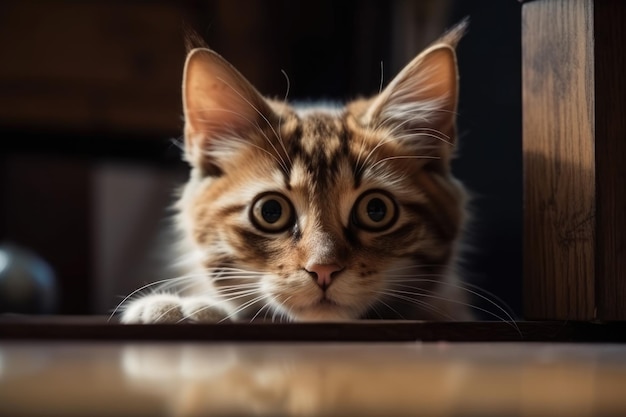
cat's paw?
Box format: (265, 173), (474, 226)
(120, 294), (228, 324)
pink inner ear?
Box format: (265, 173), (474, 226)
(183, 48), (273, 140)
(367, 45), (458, 130)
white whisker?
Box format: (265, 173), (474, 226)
(384, 264), (449, 273)
(216, 76), (290, 172)
(378, 61), (384, 94)
(218, 294), (269, 323)
(193, 108), (290, 174)
(374, 298), (406, 319)
(109, 275), (200, 321)
(277, 69), (293, 167)
(379, 291), (454, 321)
(250, 299), (274, 322)
(384, 288), (521, 335)
(387, 277), (518, 321)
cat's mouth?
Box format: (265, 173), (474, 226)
(318, 296), (338, 307)
(288, 295), (355, 321)
(297, 296), (341, 311)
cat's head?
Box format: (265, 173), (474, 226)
(177, 22), (467, 321)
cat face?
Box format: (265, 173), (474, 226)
(177, 24), (467, 321)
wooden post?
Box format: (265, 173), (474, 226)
(522, 0), (626, 320)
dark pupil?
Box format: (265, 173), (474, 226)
(366, 198), (386, 222)
(261, 200), (282, 224)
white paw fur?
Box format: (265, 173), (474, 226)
(120, 294), (228, 324)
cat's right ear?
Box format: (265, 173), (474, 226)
(182, 48), (275, 175)
(360, 19), (467, 166)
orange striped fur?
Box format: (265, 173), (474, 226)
(121, 21), (473, 323)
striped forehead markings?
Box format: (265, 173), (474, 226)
(283, 114), (362, 191)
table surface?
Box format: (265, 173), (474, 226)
(2, 316), (626, 342)
(2, 340), (626, 417)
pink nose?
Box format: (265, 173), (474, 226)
(306, 263), (343, 290)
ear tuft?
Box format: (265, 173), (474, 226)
(183, 25), (209, 53)
(439, 17), (469, 48)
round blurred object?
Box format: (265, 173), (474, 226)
(0, 244), (58, 314)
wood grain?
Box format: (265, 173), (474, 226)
(522, 0), (596, 319)
(523, 0), (626, 320)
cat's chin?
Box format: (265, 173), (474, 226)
(290, 301), (358, 322)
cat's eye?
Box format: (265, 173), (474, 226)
(250, 193), (294, 233)
(352, 190), (398, 231)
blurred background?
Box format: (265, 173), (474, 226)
(0, 0), (521, 317)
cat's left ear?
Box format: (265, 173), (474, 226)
(365, 21), (466, 161)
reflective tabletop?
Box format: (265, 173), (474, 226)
(2, 341), (626, 416)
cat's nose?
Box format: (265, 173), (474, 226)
(306, 263), (343, 290)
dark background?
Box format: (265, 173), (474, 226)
(0, 0), (521, 318)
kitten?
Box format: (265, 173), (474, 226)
(120, 21), (472, 323)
